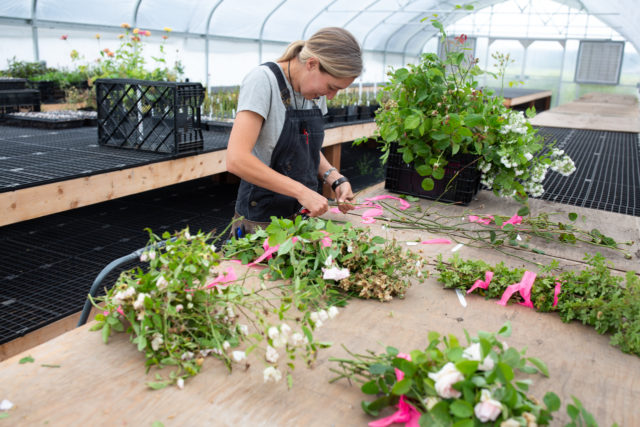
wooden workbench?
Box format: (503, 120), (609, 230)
(0, 122), (376, 227)
(530, 92), (640, 132)
(1, 186), (639, 426)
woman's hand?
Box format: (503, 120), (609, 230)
(334, 181), (355, 213)
(298, 188), (329, 217)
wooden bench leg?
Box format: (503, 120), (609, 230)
(322, 144), (342, 198)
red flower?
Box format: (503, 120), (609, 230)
(60, 35), (68, 40)
(455, 34), (467, 44)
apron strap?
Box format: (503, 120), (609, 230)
(262, 61), (291, 108)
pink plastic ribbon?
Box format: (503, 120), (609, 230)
(421, 238), (452, 245)
(497, 270), (536, 308)
(552, 281), (563, 307)
(205, 266), (238, 288)
(329, 207), (342, 214)
(369, 353), (420, 427)
(318, 231), (332, 248)
(361, 207), (385, 224)
(501, 214), (523, 228)
(467, 271), (494, 294)
(365, 195), (411, 211)
(469, 215), (494, 225)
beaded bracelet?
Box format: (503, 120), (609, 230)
(331, 176), (349, 192)
(322, 167), (337, 183)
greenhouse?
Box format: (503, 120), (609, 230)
(0, 0), (639, 426)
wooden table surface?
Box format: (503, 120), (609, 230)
(1, 185), (639, 426)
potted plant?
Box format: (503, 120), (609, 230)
(359, 5), (575, 204)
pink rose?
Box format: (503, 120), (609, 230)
(474, 389), (502, 422)
(427, 362), (464, 399)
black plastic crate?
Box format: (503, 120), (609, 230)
(385, 142), (481, 205)
(96, 78), (204, 154)
(0, 78), (27, 90)
(0, 89), (41, 114)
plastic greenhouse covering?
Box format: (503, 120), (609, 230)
(0, 0), (639, 103)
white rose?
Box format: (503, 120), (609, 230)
(176, 378), (184, 390)
(156, 275), (169, 291)
(222, 341), (230, 351)
(232, 351), (246, 362)
(318, 309), (329, 322)
(265, 345), (279, 363)
(462, 343), (495, 371)
(327, 306), (339, 319)
(290, 332), (305, 347)
(280, 323), (291, 336)
(263, 366), (282, 383)
(238, 324), (249, 336)
(268, 326), (280, 340)
(424, 397), (439, 410)
(474, 389), (503, 422)
(428, 362), (464, 398)
(322, 266), (350, 281)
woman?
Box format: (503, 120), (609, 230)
(226, 27), (363, 236)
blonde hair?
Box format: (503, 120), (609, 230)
(277, 27), (362, 78)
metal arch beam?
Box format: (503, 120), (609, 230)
(381, 0), (425, 68)
(341, 0), (383, 30)
(132, 0), (143, 29)
(302, 0), (338, 40)
(205, 0), (225, 90)
(259, 0), (287, 64)
(361, 0), (419, 76)
(30, 0), (39, 61)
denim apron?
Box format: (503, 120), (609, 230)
(234, 62), (324, 226)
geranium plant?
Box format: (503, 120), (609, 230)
(330, 322), (601, 425)
(360, 5), (575, 203)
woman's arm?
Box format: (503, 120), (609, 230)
(226, 110), (330, 217)
(318, 152), (355, 214)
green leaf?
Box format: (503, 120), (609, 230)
(416, 164), (433, 177)
(19, 355), (34, 364)
(449, 399), (474, 418)
(369, 363), (390, 375)
(395, 68), (410, 81)
(517, 205), (530, 216)
(464, 114), (484, 127)
(497, 322), (512, 337)
(151, 421), (165, 427)
(432, 167), (445, 180)
(452, 420), (474, 427)
(361, 380), (380, 395)
(146, 381), (169, 390)
(0, 413), (9, 419)
(391, 378), (412, 395)
(527, 357), (549, 377)
(402, 150), (414, 164)
(421, 177), (435, 191)
(543, 391), (561, 412)
(101, 322), (111, 344)
(497, 362), (515, 382)
(405, 114), (421, 130)
(454, 360), (479, 376)
(421, 401), (452, 426)
(568, 212), (578, 221)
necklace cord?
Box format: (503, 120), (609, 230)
(287, 60), (303, 110)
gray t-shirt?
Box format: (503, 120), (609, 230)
(236, 63), (328, 166)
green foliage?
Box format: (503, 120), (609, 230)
(357, 9), (575, 202)
(330, 323), (583, 425)
(91, 227), (326, 389)
(222, 216), (427, 305)
(436, 253), (640, 356)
